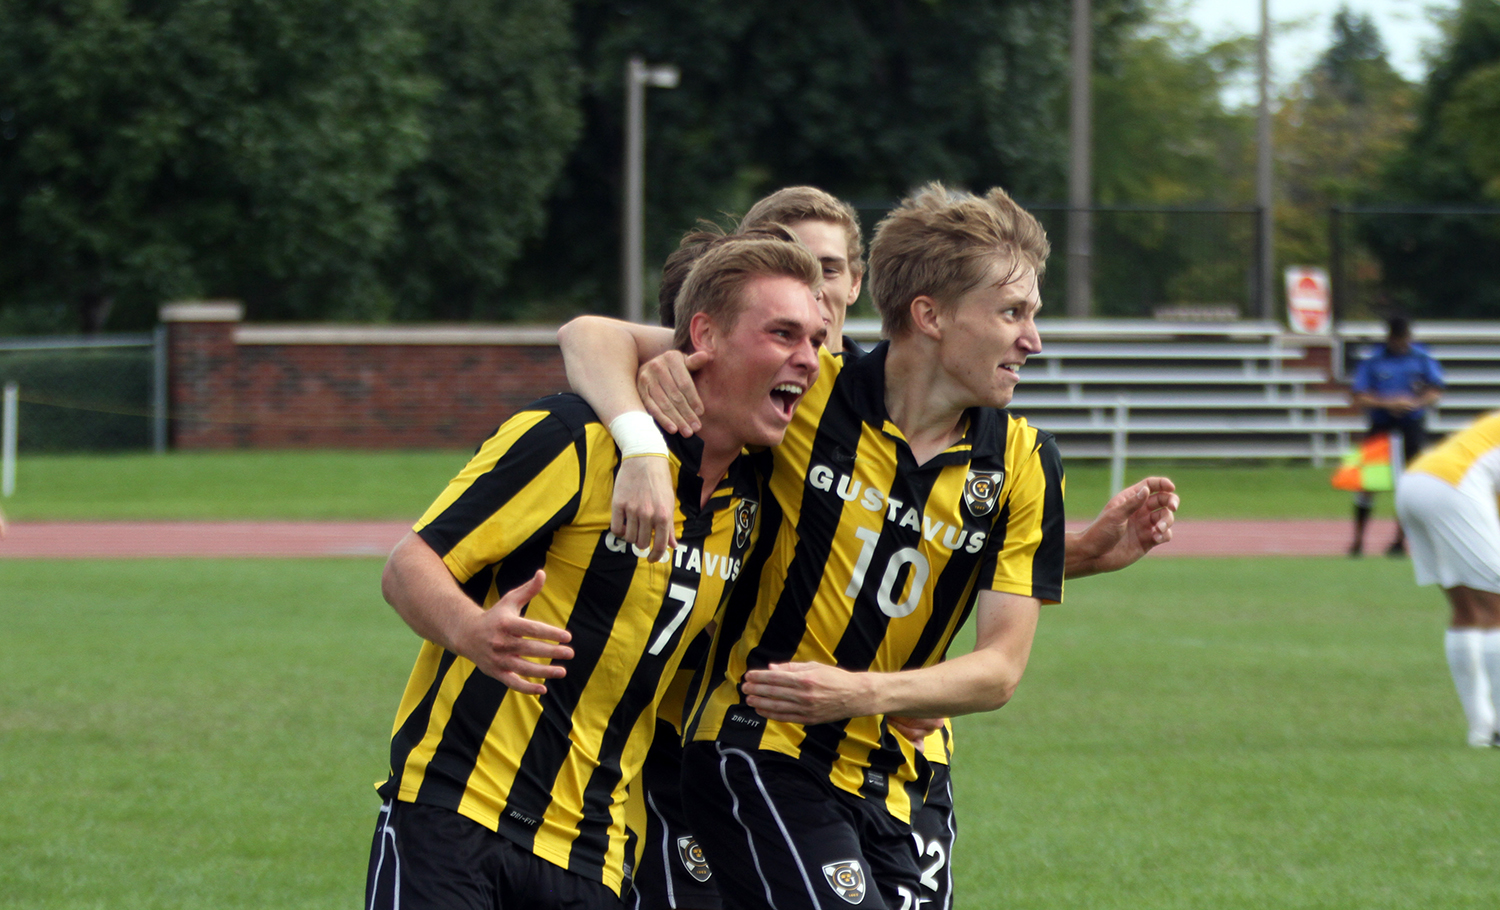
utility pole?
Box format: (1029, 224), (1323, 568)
(1067, 0), (1093, 318)
(622, 57), (680, 323)
(1256, 0), (1275, 320)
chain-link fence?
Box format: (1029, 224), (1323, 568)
(1332, 206), (1500, 321)
(0, 333), (166, 452)
(852, 202), (1260, 320)
(1032, 205), (1260, 319)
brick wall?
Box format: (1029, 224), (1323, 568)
(163, 304), (570, 449)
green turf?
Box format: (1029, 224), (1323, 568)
(1062, 460), (1369, 520)
(0, 450), (470, 520)
(0, 559), (413, 909)
(2, 451), (1376, 521)
(951, 557), (1496, 909)
(4, 557), (1492, 908)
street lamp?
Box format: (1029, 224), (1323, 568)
(1256, 0), (1274, 320)
(1067, 0), (1093, 318)
(622, 56), (680, 323)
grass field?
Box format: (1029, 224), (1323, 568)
(2, 556), (1493, 908)
(0, 451), (471, 521)
(1, 450), (1376, 521)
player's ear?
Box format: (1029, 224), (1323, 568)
(910, 295), (943, 340)
(847, 269), (863, 308)
(688, 311), (719, 355)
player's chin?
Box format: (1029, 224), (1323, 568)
(745, 412), (793, 447)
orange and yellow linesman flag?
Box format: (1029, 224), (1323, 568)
(1331, 432), (1403, 492)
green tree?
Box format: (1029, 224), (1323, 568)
(1366, 0), (1500, 319)
(383, 0), (582, 321)
(0, 0), (430, 332)
(1092, 7), (1252, 206)
(1274, 6), (1416, 316)
(512, 0), (1134, 316)
(1080, 0), (1256, 315)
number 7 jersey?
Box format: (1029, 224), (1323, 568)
(682, 342), (1066, 823)
(377, 394), (761, 896)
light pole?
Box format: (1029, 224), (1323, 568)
(1067, 0), (1093, 318)
(622, 56), (680, 323)
(1256, 0), (1275, 320)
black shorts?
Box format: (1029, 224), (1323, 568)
(680, 741), (921, 910)
(909, 762), (956, 910)
(1368, 417), (1428, 466)
(365, 800), (624, 910)
(631, 719), (723, 910)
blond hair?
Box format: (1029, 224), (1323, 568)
(741, 186), (865, 280)
(672, 237), (822, 353)
(868, 182), (1049, 338)
(658, 222), (800, 328)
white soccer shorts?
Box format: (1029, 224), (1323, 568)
(1396, 471), (1500, 593)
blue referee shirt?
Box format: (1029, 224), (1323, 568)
(1351, 343), (1445, 422)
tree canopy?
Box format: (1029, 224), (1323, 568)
(5, 0), (1494, 329)
(0, 0), (432, 331)
(0, 0), (578, 331)
(1364, 0), (1500, 319)
(1273, 4), (1416, 310)
(510, 0), (1121, 315)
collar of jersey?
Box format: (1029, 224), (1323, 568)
(663, 426), (746, 522)
(844, 341), (1004, 462)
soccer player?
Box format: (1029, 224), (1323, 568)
(630, 188), (1176, 910)
(1395, 411), (1500, 747)
(365, 237), (828, 910)
(560, 182), (1177, 909)
(1349, 316), (1444, 556)
(628, 197), (864, 910)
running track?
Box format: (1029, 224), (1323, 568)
(0, 519), (1400, 559)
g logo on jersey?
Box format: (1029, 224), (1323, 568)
(734, 498), (758, 550)
(822, 860), (866, 903)
(962, 470), (1005, 517)
(676, 836), (712, 882)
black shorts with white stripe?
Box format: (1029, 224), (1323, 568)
(365, 800), (624, 910)
(632, 719), (723, 910)
(679, 741), (921, 910)
(908, 762), (956, 910)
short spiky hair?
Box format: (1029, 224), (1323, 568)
(741, 186), (865, 279)
(672, 237), (822, 353)
(868, 182), (1050, 338)
(658, 222), (800, 328)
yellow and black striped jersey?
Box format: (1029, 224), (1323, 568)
(920, 721), (954, 767)
(1409, 411), (1500, 488)
(377, 394), (762, 896)
(684, 342), (1066, 823)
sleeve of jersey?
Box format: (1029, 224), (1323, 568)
(980, 431), (1066, 604)
(412, 409), (585, 583)
(1426, 353), (1446, 387)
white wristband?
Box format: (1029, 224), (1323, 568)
(608, 411), (669, 459)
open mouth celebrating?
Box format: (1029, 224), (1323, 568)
(769, 383), (805, 418)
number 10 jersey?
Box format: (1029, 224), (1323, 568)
(682, 342), (1066, 823)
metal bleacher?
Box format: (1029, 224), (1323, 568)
(844, 317), (1500, 486)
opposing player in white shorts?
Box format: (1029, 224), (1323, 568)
(1395, 411), (1500, 747)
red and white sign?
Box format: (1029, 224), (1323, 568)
(1285, 266), (1331, 335)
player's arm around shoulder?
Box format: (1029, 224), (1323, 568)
(557, 316), (677, 427)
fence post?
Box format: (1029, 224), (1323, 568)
(1110, 396), (1127, 495)
(151, 324), (168, 453)
(2, 382), (16, 497)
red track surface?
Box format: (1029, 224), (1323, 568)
(0, 518), (1399, 559)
